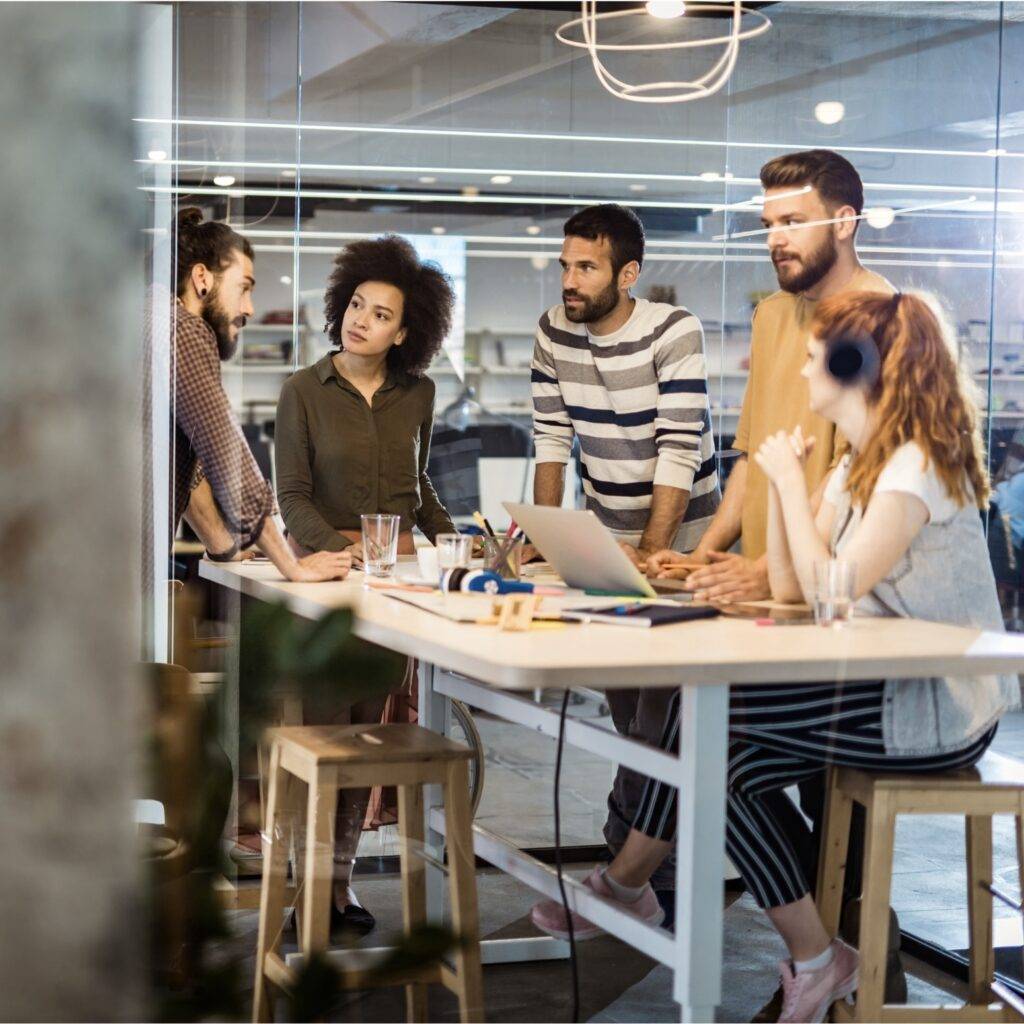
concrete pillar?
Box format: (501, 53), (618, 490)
(0, 5), (144, 1019)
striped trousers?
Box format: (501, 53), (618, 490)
(633, 680), (995, 910)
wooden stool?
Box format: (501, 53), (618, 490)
(817, 752), (1024, 1023)
(252, 723), (484, 1023)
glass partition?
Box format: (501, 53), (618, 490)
(142, 0), (1024, 988)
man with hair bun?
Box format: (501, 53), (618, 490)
(171, 207), (350, 582)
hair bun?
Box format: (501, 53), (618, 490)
(177, 206), (204, 229)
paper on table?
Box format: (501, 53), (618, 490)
(382, 590), (665, 623)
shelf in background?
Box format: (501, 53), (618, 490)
(240, 323), (300, 334)
(223, 363), (293, 374)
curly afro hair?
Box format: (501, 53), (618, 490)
(323, 235), (455, 377)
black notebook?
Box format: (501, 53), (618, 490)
(560, 603), (721, 628)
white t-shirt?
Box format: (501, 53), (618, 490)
(825, 441), (962, 552)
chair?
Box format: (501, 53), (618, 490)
(817, 752), (1024, 1022)
(253, 723), (484, 1023)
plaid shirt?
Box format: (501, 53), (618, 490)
(171, 299), (274, 547)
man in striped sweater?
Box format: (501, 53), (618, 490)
(530, 203), (720, 901)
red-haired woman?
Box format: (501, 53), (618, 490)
(530, 291), (1019, 1022)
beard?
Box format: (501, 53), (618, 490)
(773, 233), (838, 295)
(201, 282), (246, 360)
(563, 279), (620, 325)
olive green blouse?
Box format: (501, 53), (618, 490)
(274, 352), (455, 552)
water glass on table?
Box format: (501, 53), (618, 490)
(360, 514), (400, 579)
(435, 533), (473, 588)
(814, 560), (855, 627)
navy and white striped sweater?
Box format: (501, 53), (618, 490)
(531, 297), (719, 552)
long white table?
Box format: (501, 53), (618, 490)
(201, 558), (1024, 1022)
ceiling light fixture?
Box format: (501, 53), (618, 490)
(714, 195), (978, 241)
(556, 1), (771, 104)
(280, 275), (292, 285)
(150, 156), (1024, 199)
(145, 184), (998, 222)
(814, 101), (845, 125)
(136, 116), (1024, 163)
(864, 207), (896, 230)
(280, 169), (297, 179)
(490, 174), (513, 185)
(419, 175), (438, 184)
(213, 174), (236, 187)
(646, 0), (685, 18)
(526, 225), (542, 236)
(629, 183), (648, 192)
(431, 226), (446, 235)
(461, 185), (480, 197)
(147, 149), (168, 162)
(711, 185), (811, 213)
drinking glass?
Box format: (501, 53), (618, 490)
(435, 533), (473, 587)
(360, 514), (400, 579)
(814, 560), (856, 627)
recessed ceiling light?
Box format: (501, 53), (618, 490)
(531, 256), (551, 271)
(814, 101), (845, 125)
(629, 183), (648, 192)
(461, 185), (480, 197)
(280, 169), (297, 179)
(147, 149), (168, 162)
(431, 226), (446, 235)
(987, 148), (1008, 157)
(280, 275), (292, 285)
(646, 0), (685, 18)
(213, 174), (236, 187)
(525, 225), (542, 236)
(419, 175), (438, 184)
(864, 206), (895, 230)
(490, 174), (513, 185)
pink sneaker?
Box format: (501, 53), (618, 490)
(778, 940), (859, 1023)
(529, 867), (664, 942)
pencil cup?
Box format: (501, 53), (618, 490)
(480, 536), (524, 581)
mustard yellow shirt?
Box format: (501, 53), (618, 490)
(733, 267), (893, 560)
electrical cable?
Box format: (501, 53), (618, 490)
(554, 689), (581, 1023)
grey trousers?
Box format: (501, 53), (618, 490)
(604, 687), (678, 891)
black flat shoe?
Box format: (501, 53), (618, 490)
(285, 892), (377, 941)
(334, 901), (375, 937)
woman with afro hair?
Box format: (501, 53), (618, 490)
(273, 234), (460, 936)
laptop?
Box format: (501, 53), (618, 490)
(503, 503), (693, 599)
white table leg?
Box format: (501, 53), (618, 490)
(417, 659), (449, 922)
(674, 682), (729, 1023)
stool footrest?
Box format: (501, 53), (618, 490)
(833, 998), (1011, 1022)
(263, 952), (297, 993)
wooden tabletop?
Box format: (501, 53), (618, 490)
(199, 559), (1024, 691)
